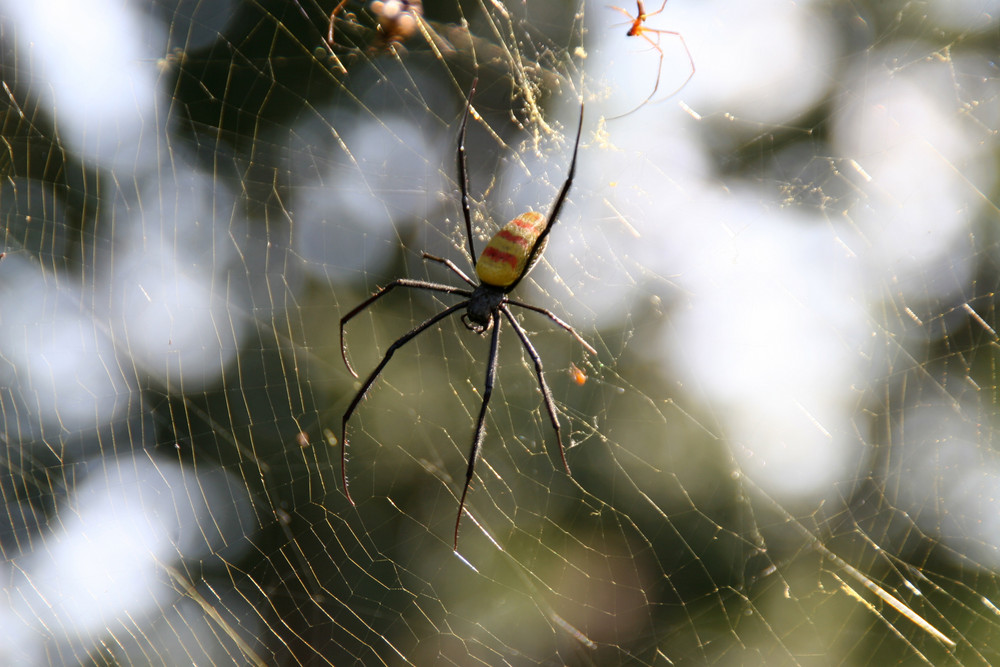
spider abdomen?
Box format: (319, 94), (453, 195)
(476, 211), (548, 288)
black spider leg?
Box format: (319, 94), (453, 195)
(421, 253), (476, 287)
(340, 279), (472, 377)
(504, 101), (585, 294)
(501, 306), (570, 474)
(454, 313), (501, 550)
(506, 300), (598, 356)
(341, 301), (468, 506)
(457, 77), (478, 267)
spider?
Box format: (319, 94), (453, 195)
(340, 79), (595, 550)
(327, 0), (422, 49)
(370, 0), (422, 46)
(608, 0), (695, 119)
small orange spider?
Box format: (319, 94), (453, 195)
(328, 0), (422, 49)
(370, 0), (422, 46)
(609, 0), (695, 118)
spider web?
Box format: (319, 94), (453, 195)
(2, 0), (1000, 664)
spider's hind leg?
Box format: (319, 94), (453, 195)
(340, 279), (472, 378)
(454, 314), (501, 549)
(502, 306), (571, 475)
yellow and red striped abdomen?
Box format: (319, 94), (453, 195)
(476, 211), (547, 288)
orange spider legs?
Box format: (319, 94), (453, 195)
(327, 0), (349, 46)
(608, 0), (695, 119)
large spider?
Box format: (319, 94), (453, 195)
(340, 79), (595, 549)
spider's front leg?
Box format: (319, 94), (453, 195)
(341, 301), (468, 505)
(340, 279), (472, 377)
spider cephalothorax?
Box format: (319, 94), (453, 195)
(462, 284), (505, 333)
(340, 78), (594, 549)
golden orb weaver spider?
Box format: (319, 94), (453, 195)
(340, 79), (595, 550)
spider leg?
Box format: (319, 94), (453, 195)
(608, 0), (671, 27)
(645, 0), (671, 19)
(503, 102), (585, 294)
(662, 30), (695, 91)
(327, 0), (349, 46)
(454, 313), (501, 550)
(606, 0), (694, 120)
(502, 306), (570, 475)
(422, 253), (476, 287)
(606, 25), (665, 120)
(609, 26), (693, 120)
(608, 4), (639, 23)
(341, 279), (472, 378)
(458, 78), (478, 267)
(342, 301), (468, 505)
(506, 300), (598, 356)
